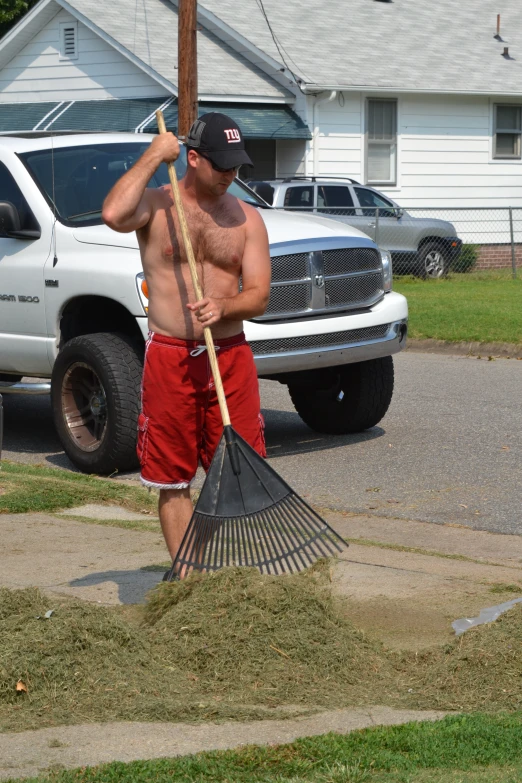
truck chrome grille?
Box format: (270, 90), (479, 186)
(257, 247), (384, 321)
(251, 324), (390, 355)
(265, 284), (310, 315)
(271, 252), (309, 282)
(323, 247), (381, 275)
(325, 272), (384, 307)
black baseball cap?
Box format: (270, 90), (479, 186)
(186, 112), (253, 169)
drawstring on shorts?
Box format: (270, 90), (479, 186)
(189, 344), (221, 357)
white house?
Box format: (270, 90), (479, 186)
(2, 0), (522, 210)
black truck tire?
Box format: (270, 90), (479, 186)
(51, 332), (143, 474)
(288, 357), (394, 434)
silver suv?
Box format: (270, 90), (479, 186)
(248, 177), (462, 278)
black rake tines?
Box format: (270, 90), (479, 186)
(165, 426), (347, 579)
(172, 495), (344, 575)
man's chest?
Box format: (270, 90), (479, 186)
(154, 208), (246, 272)
(190, 218), (245, 271)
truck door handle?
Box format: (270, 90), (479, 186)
(367, 222), (376, 228)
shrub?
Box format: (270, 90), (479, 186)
(455, 243), (478, 273)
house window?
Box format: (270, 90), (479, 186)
(59, 22), (78, 60)
(366, 99), (397, 185)
(494, 105), (521, 159)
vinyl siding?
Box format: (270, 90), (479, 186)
(276, 139), (306, 177)
(0, 8), (166, 102)
(396, 95), (522, 206)
(309, 93), (363, 181)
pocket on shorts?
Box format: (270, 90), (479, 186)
(137, 412), (149, 464)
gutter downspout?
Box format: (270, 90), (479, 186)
(309, 90), (336, 176)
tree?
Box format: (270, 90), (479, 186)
(0, 0), (38, 38)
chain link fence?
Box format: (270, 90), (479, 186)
(277, 205), (522, 279)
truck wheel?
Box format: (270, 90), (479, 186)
(288, 357), (394, 434)
(418, 241), (447, 278)
(51, 332), (143, 474)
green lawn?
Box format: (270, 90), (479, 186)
(0, 461), (157, 515)
(394, 271), (522, 344)
(12, 713), (522, 782)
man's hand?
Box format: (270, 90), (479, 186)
(102, 132), (180, 233)
(187, 297), (225, 327)
(149, 132), (180, 165)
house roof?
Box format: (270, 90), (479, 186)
(62, 0), (292, 100)
(5, 0), (521, 101)
(0, 0), (292, 102)
(198, 0), (522, 96)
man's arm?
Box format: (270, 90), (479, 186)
(102, 133), (180, 233)
(188, 206), (271, 326)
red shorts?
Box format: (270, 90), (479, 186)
(138, 331), (266, 489)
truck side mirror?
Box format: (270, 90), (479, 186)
(0, 201), (41, 240)
(0, 201), (21, 236)
(395, 208), (404, 220)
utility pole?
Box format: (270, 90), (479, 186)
(178, 0), (198, 138)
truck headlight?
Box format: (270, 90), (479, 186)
(136, 272), (148, 313)
(379, 249), (392, 292)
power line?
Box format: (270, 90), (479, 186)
(254, 0), (309, 92)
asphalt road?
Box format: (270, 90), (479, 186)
(2, 351), (521, 535)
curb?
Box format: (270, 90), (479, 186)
(405, 338), (522, 358)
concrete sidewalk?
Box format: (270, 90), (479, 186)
(2, 505), (522, 779)
(3, 505), (522, 646)
(0, 707), (449, 782)
(1, 509), (166, 604)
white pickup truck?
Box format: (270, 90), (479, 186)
(0, 133), (408, 474)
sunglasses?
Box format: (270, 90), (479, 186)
(197, 152), (240, 174)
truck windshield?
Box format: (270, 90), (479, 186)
(19, 141), (267, 226)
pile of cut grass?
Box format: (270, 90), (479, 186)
(0, 566), (390, 732)
(0, 461), (157, 515)
(144, 565), (390, 708)
(2, 566), (522, 733)
(396, 603), (522, 712)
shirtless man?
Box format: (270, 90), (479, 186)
(102, 113), (271, 570)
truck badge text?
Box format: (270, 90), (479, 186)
(0, 294), (40, 302)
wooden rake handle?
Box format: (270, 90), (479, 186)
(156, 110), (231, 428)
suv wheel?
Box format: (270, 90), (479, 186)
(51, 332), (143, 474)
(418, 241), (448, 278)
(288, 357), (394, 434)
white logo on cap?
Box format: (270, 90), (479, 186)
(224, 128), (241, 143)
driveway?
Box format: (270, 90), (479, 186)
(2, 351), (521, 535)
